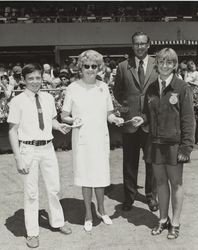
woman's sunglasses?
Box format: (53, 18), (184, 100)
(83, 64), (98, 70)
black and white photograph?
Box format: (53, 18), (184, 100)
(0, 1), (198, 249)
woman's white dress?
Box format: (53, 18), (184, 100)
(62, 80), (113, 187)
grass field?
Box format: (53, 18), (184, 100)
(0, 148), (198, 250)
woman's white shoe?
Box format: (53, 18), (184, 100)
(84, 220), (93, 232)
(96, 212), (113, 225)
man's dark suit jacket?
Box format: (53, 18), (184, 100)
(114, 56), (158, 133)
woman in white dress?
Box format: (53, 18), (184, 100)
(61, 50), (123, 232)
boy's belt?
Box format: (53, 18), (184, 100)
(19, 140), (52, 146)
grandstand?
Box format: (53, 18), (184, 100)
(0, 1), (198, 66)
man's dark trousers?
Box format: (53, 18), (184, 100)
(122, 128), (156, 205)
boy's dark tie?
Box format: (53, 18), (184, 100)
(35, 93), (44, 130)
(138, 60), (145, 87)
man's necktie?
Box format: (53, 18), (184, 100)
(138, 60), (145, 87)
(35, 93), (44, 130)
(161, 80), (166, 94)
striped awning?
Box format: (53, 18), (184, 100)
(151, 40), (198, 45)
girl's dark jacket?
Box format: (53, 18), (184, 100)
(142, 74), (195, 159)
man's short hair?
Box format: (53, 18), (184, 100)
(22, 64), (42, 79)
(131, 31), (150, 44)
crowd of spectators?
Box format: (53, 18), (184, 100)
(0, 2), (198, 24)
(0, 56), (198, 143)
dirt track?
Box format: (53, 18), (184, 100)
(0, 147), (198, 250)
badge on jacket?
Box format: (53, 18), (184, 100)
(169, 93), (178, 104)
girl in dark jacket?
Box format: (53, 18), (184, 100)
(131, 48), (195, 239)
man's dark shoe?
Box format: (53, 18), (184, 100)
(26, 236), (39, 248)
(151, 217), (171, 235)
(59, 222), (72, 235)
(122, 202), (133, 211)
(147, 198), (159, 212)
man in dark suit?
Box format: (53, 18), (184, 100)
(113, 31), (158, 212)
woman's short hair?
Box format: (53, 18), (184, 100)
(22, 63), (42, 79)
(77, 50), (104, 72)
(155, 48), (178, 71)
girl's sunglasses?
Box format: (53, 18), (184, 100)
(83, 64), (98, 70)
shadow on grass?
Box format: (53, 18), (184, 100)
(5, 198), (102, 237)
(105, 183), (158, 228)
(4, 209), (26, 237)
(4, 209), (52, 237)
(105, 183), (148, 204)
(5, 184), (156, 237)
(60, 198), (101, 227)
(111, 204), (158, 229)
